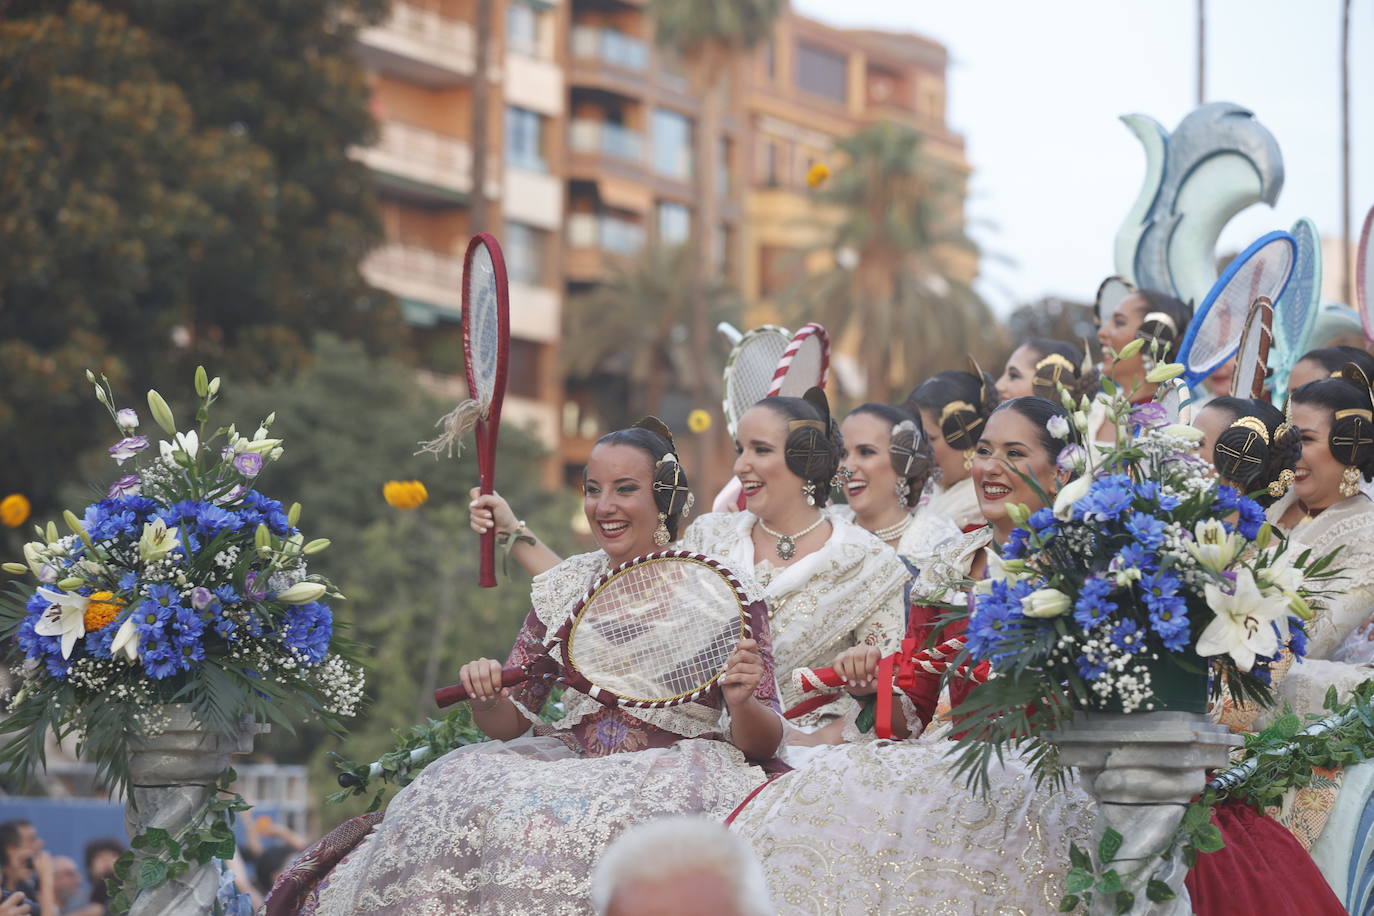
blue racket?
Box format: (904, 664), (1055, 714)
(1269, 219), (1322, 404)
(1176, 231), (1296, 388)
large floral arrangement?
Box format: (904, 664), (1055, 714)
(948, 352), (1340, 791)
(0, 368), (365, 792)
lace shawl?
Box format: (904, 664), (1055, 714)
(678, 511), (908, 718)
(924, 476), (983, 530)
(826, 504), (961, 573)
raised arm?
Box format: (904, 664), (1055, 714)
(469, 487), (561, 576)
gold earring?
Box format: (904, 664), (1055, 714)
(653, 512), (671, 546)
(1268, 469), (1296, 499)
(1340, 466), (1361, 498)
(962, 449), (975, 471)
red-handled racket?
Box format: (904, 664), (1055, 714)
(463, 233), (511, 588)
(436, 551), (764, 709)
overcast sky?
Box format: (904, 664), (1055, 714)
(793, 0), (1374, 315)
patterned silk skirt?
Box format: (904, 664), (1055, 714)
(730, 730), (1096, 915)
(309, 734), (769, 916)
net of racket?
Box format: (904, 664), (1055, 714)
(1269, 219), (1322, 403)
(1176, 231), (1295, 388)
(1230, 297), (1274, 400)
(1359, 203), (1374, 345)
(1095, 275), (1136, 330)
(435, 552), (763, 709)
(463, 235), (511, 587)
(721, 325), (791, 439)
(769, 322), (831, 397)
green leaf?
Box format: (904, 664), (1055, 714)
(1058, 894), (1080, 912)
(1098, 827), (1123, 864)
(1114, 890), (1135, 914)
(1146, 878), (1177, 902)
(1068, 842), (1091, 871)
(135, 858), (169, 890)
(1096, 869), (1122, 895)
(1192, 823), (1225, 854)
(1066, 868), (1095, 895)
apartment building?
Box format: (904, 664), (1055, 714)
(353, 1), (969, 488)
(353, 0), (568, 485)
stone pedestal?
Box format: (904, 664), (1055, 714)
(124, 707), (263, 916)
(1051, 711), (1240, 916)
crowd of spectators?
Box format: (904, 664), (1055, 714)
(0, 820), (123, 916)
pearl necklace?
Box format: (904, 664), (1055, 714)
(870, 513), (913, 543)
(757, 513), (826, 561)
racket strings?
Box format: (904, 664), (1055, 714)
(1189, 242), (1293, 371)
(468, 260), (501, 405)
(1277, 230), (1318, 348)
(570, 564), (742, 701)
(726, 335), (789, 432)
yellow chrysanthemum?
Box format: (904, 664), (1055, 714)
(687, 409), (712, 434)
(0, 494), (30, 528)
(84, 591), (123, 632)
(383, 480), (429, 510)
(805, 162), (830, 189)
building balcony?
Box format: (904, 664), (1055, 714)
(363, 244), (465, 313)
(565, 212), (645, 280)
(353, 121), (485, 205)
(356, 3), (475, 88)
(570, 26), (648, 72)
(568, 119), (644, 164)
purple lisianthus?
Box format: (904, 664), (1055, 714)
(234, 452), (264, 478)
(190, 587), (216, 610)
(109, 436), (149, 465)
(116, 408), (139, 430)
(1056, 444), (1086, 473)
(244, 571), (268, 602)
(108, 474), (141, 498)
(1130, 402), (1169, 429)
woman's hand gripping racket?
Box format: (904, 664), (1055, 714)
(435, 552), (764, 709)
(418, 233), (511, 588)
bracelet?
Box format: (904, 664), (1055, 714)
(495, 522), (537, 580)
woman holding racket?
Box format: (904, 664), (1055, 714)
(826, 403), (958, 572)
(677, 389), (909, 739)
(901, 368), (1000, 530)
(730, 397), (1097, 913)
(292, 420), (786, 915)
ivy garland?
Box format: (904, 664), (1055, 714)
(1059, 678), (1374, 913)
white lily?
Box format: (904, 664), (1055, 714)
(1162, 424), (1204, 443)
(1187, 519), (1245, 573)
(1020, 587), (1072, 618)
(137, 518), (180, 563)
(158, 430), (199, 461)
(976, 547), (1030, 594)
(1052, 474), (1092, 521)
(1198, 569), (1288, 671)
(276, 582), (327, 605)
(1256, 550), (1305, 596)
(33, 587), (89, 659)
(109, 615), (140, 662)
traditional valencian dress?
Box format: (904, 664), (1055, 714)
(825, 503), (959, 576)
(728, 526), (1096, 914)
(1182, 491), (1374, 915)
(276, 550), (782, 916)
(922, 475), (982, 530)
(677, 510), (908, 731)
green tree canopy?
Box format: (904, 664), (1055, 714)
(0, 0), (398, 525)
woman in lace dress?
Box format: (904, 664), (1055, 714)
(676, 389), (908, 740)
(271, 421), (785, 916)
(825, 403), (958, 575)
(730, 397), (1097, 914)
(901, 369), (999, 530)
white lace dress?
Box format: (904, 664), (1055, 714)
(309, 551), (782, 916)
(730, 528), (1097, 915)
(826, 504), (960, 575)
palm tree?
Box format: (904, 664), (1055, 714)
(646, 0), (783, 467)
(781, 121), (1003, 402)
(563, 245), (741, 426)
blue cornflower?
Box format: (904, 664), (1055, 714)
(1148, 604), (1191, 652)
(1073, 576), (1118, 629)
(1125, 514), (1167, 550)
(1027, 508), (1057, 532)
(1077, 475), (1134, 520)
(1134, 481), (1181, 511)
(118, 571), (139, 592)
(1139, 570), (1186, 615)
(1002, 527), (1030, 560)
(145, 583), (183, 609)
(1235, 498), (1266, 540)
(1114, 543), (1159, 575)
(1110, 619), (1147, 654)
(195, 505), (239, 537)
(1213, 485), (1242, 513)
(1288, 619), (1309, 658)
(282, 601), (333, 665)
(1076, 653), (1108, 681)
(142, 643), (181, 680)
(134, 601), (173, 636)
(45, 655), (70, 680)
(1250, 662), (1274, 687)
(214, 614), (238, 640)
(214, 585), (240, 605)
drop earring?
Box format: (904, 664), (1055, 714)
(893, 480), (908, 507)
(962, 449), (975, 471)
(1340, 466), (1361, 498)
(653, 512), (671, 546)
(1268, 469), (1295, 499)
(803, 482), (817, 506)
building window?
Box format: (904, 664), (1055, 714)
(507, 338), (541, 399)
(761, 139), (782, 188)
(717, 137), (732, 198)
(656, 200), (691, 246)
(505, 106), (547, 172)
(651, 108), (693, 181)
(504, 221), (546, 286)
(796, 41), (847, 104)
(507, 2), (539, 57)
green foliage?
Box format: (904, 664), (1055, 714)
(647, 0), (784, 54)
(0, 0), (399, 536)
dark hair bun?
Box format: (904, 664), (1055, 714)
(889, 419), (933, 507)
(778, 387), (840, 506)
(1213, 417), (1273, 489)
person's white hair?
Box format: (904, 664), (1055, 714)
(589, 816), (773, 916)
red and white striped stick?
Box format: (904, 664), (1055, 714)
(767, 322), (830, 397)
